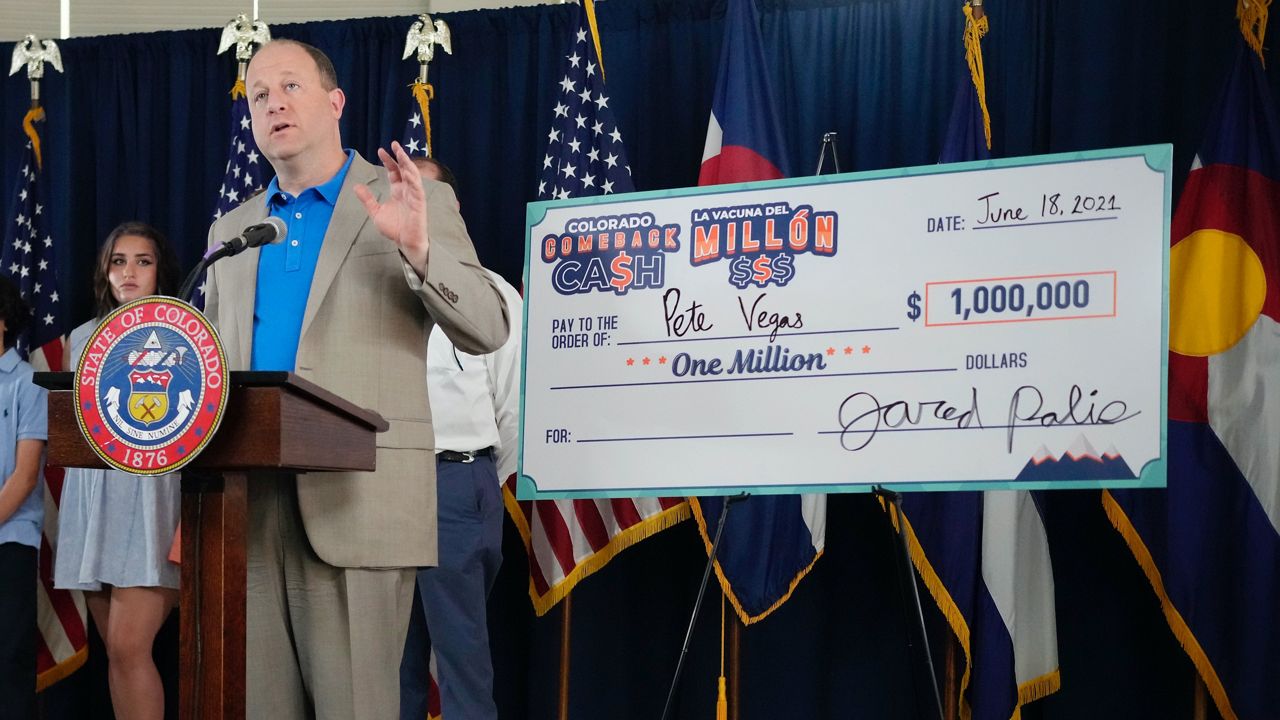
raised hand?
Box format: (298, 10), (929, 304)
(355, 141), (430, 277)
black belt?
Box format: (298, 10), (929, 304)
(438, 447), (493, 464)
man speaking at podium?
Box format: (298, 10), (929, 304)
(203, 39), (509, 719)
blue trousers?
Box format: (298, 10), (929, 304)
(400, 455), (503, 720)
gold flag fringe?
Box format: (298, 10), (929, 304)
(501, 484), (691, 616)
(585, 0), (607, 81)
(35, 645), (87, 692)
(23, 107), (46, 170)
(688, 497), (824, 626)
(962, 3), (992, 151)
(1101, 490), (1239, 720)
(412, 81), (436, 157)
(1238, 0), (1271, 63)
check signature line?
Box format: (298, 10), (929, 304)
(549, 367), (956, 391)
(578, 432), (793, 444)
(616, 326), (899, 346)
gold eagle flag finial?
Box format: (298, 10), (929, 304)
(403, 14), (454, 158)
(9, 35), (63, 108)
(8, 34), (63, 166)
(218, 13), (272, 89)
(403, 14), (453, 83)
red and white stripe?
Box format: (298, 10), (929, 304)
(503, 477), (689, 614)
(27, 338), (90, 690)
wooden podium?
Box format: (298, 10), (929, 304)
(37, 371), (387, 720)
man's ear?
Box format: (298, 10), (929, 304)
(330, 87), (346, 119)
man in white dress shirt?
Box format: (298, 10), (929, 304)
(399, 157), (522, 720)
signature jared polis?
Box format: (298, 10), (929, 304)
(836, 384), (1141, 453)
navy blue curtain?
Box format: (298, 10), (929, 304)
(7, 0), (1272, 717)
(1, 0), (1268, 319)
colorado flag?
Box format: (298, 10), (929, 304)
(691, 0), (825, 625)
(1103, 36), (1280, 720)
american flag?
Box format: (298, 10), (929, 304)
(536, 0), (634, 200)
(1, 108), (89, 689)
(502, 0), (690, 615)
(198, 82), (265, 306)
(4, 125), (63, 365)
(502, 486), (690, 613)
(401, 83), (432, 158)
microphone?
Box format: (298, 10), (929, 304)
(217, 216), (288, 258)
(178, 217), (288, 303)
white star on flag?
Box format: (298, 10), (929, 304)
(535, 2), (635, 202)
(206, 84), (267, 308)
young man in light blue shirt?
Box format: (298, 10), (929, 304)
(0, 274), (49, 720)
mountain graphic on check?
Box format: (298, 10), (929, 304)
(1015, 435), (1136, 482)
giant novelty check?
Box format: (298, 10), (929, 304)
(518, 146), (1170, 498)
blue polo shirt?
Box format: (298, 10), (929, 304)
(0, 347), (47, 549)
(251, 150), (356, 371)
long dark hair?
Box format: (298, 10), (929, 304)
(92, 222), (180, 317)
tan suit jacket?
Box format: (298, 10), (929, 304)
(204, 152), (509, 568)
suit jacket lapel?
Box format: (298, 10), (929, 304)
(229, 202), (268, 370)
(299, 153), (376, 342)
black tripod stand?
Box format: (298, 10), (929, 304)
(875, 486), (946, 720)
(659, 493), (747, 720)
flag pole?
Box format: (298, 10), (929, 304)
(1193, 671), (1208, 720)
(728, 610), (741, 720)
(558, 593), (572, 720)
(943, 635), (958, 720)
(716, 592), (727, 720)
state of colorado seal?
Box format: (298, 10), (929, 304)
(74, 296), (229, 474)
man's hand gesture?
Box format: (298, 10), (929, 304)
(355, 141), (431, 278)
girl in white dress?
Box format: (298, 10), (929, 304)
(54, 222), (181, 720)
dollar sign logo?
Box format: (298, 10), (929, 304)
(610, 252), (634, 292)
(751, 256), (774, 285)
(727, 256), (753, 289)
(771, 254), (795, 285)
(906, 291), (922, 321)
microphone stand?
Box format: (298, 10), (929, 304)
(177, 247), (224, 305)
(178, 219), (284, 304)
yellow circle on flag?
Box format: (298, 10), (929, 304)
(1169, 229), (1266, 356)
